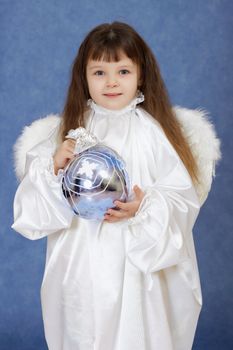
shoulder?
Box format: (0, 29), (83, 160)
(138, 105), (220, 150)
(137, 105), (221, 206)
(13, 114), (61, 181)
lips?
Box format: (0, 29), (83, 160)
(103, 93), (122, 96)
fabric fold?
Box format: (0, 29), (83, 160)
(11, 97), (210, 349)
(123, 131), (201, 296)
(12, 132), (73, 240)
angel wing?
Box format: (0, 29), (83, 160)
(13, 108), (221, 206)
(173, 106), (221, 205)
(13, 114), (61, 182)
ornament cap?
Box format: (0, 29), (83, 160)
(65, 127), (99, 154)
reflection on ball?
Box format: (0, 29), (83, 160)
(61, 144), (130, 220)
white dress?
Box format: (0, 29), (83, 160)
(12, 95), (203, 350)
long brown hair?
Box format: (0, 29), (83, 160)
(61, 21), (199, 185)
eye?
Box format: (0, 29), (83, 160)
(119, 69), (130, 75)
(94, 70), (105, 76)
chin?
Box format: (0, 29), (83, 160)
(103, 100), (130, 111)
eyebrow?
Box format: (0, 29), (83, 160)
(88, 64), (134, 70)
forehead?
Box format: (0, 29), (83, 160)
(87, 52), (136, 68)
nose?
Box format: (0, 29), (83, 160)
(106, 75), (119, 88)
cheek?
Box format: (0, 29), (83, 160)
(88, 77), (104, 91)
(86, 77), (98, 95)
(125, 76), (139, 92)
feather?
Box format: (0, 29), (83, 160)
(13, 114), (61, 181)
(173, 106), (221, 205)
(12, 108), (221, 206)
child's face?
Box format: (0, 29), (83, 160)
(86, 52), (141, 110)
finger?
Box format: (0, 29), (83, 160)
(107, 208), (128, 219)
(133, 185), (145, 199)
(114, 201), (139, 214)
(114, 200), (130, 211)
(67, 149), (75, 156)
(66, 145), (75, 153)
(65, 151), (76, 159)
(105, 218), (120, 223)
(65, 139), (76, 145)
(104, 215), (122, 223)
(64, 141), (76, 150)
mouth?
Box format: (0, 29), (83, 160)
(103, 93), (122, 98)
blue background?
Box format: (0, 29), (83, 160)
(0, 0), (232, 349)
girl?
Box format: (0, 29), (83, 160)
(12, 22), (220, 350)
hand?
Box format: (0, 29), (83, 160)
(104, 185), (145, 223)
(53, 139), (76, 175)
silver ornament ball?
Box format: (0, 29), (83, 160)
(61, 144), (130, 220)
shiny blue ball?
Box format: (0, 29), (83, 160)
(61, 144), (130, 220)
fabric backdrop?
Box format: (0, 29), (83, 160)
(0, 0), (232, 349)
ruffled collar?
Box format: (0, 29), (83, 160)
(87, 91), (144, 116)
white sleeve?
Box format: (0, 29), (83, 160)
(11, 137), (73, 240)
(125, 131), (201, 279)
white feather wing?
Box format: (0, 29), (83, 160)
(13, 114), (61, 181)
(173, 106), (221, 205)
(13, 108), (221, 205)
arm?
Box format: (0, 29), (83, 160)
(12, 137), (74, 240)
(124, 132), (201, 281)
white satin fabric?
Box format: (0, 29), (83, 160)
(12, 95), (202, 350)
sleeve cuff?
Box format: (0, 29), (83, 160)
(127, 188), (152, 227)
(41, 156), (64, 185)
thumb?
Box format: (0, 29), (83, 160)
(133, 185), (144, 199)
